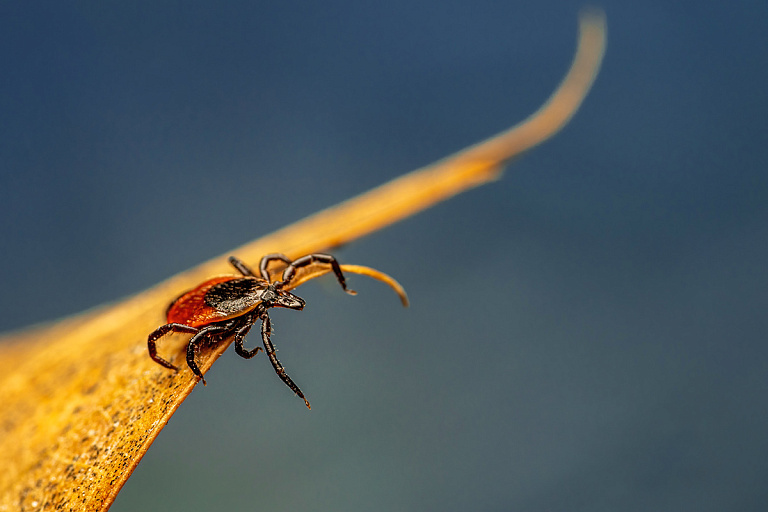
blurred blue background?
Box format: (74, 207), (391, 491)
(2, 1), (767, 510)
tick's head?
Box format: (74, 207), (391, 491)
(261, 285), (306, 311)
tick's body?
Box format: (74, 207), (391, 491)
(147, 253), (355, 409)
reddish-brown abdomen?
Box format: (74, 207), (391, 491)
(166, 276), (238, 327)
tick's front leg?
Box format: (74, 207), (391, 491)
(260, 311), (311, 409)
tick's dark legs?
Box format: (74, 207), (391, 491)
(258, 253), (293, 281)
(233, 314), (262, 359)
(229, 256), (256, 277)
(148, 323), (200, 371)
(277, 253), (356, 295)
(185, 324), (227, 386)
(260, 310), (311, 409)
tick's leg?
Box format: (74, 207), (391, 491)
(278, 253), (355, 295)
(147, 323), (200, 371)
(185, 324), (226, 386)
(258, 253), (293, 281)
(233, 315), (262, 359)
(229, 256), (256, 277)
(260, 311), (311, 409)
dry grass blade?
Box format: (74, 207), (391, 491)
(0, 12), (606, 511)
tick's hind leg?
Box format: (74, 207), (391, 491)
(148, 323), (200, 372)
(229, 256), (256, 277)
(185, 324), (226, 386)
(260, 311), (311, 409)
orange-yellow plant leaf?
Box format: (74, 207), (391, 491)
(0, 12), (606, 511)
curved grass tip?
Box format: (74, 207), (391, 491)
(282, 262), (409, 307)
(340, 264), (410, 307)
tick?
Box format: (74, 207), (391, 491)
(147, 253), (359, 409)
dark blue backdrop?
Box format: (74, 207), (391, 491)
(2, 1), (767, 511)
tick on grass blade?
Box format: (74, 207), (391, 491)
(147, 253), (406, 409)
